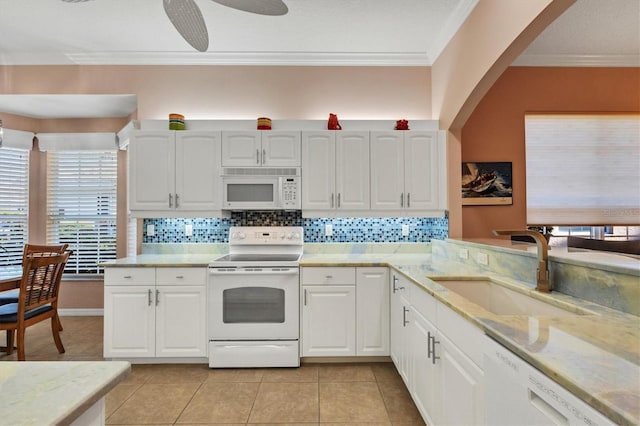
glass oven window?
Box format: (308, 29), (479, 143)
(227, 183), (274, 202)
(223, 287), (285, 323)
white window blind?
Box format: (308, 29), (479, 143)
(525, 114), (640, 225)
(47, 150), (117, 275)
(0, 147), (29, 268)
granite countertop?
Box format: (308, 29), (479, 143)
(301, 253), (640, 425)
(104, 250), (639, 424)
(0, 360), (130, 425)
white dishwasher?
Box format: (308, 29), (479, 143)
(483, 336), (614, 426)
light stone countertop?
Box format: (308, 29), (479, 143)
(0, 360), (130, 425)
(103, 251), (639, 424)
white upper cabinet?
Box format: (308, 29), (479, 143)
(370, 131), (441, 212)
(129, 130), (221, 216)
(222, 131), (301, 167)
(301, 130), (369, 213)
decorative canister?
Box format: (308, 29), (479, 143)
(169, 113), (185, 130)
(257, 117), (272, 130)
(395, 119), (409, 130)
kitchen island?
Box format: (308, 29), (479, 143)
(0, 360), (130, 425)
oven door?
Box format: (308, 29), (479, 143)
(208, 267), (299, 340)
(222, 176), (280, 210)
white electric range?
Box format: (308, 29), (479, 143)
(207, 226), (303, 368)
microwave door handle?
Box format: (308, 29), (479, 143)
(278, 177), (284, 206)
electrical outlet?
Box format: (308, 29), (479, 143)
(325, 224), (333, 237)
(458, 248), (469, 259)
(477, 252), (489, 265)
(402, 224), (410, 236)
(185, 224), (193, 237)
(146, 224), (155, 236)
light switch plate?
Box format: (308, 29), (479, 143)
(477, 252), (489, 265)
(185, 224), (193, 237)
(146, 224), (155, 236)
(325, 224), (333, 237)
(402, 224), (410, 236)
(458, 248), (469, 259)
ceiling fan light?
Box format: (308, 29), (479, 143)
(163, 0), (209, 52)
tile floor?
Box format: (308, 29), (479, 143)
(0, 317), (426, 425)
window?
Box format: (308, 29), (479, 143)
(525, 114), (640, 225)
(0, 147), (29, 268)
(47, 150), (117, 275)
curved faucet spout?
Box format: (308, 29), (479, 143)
(492, 229), (551, 293)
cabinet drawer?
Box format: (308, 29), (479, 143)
(105, 267), (155, 286)
(156, 267), (207, 286)
(410, 284), (437, 325)
(302, 267), (356, 285)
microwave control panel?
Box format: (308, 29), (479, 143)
(281, 177), (300, 208)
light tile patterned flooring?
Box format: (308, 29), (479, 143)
(0, 317), (425, 425)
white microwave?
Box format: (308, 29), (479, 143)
(221, 168), (301, 210)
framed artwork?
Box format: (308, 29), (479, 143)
(461, 162), (513, 206)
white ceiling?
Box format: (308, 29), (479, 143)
(0, 0), (637, 119)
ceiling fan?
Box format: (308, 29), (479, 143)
(61, 0), (289, 52)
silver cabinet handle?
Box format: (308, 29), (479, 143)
(337, 193), (341, 208)
(123, 275), (132, 279)
(176, 275), (184, 279)
(256, 149), (260, 164)
(401, 193), (404, 207)
(428, 332), (440, 364)
(392, 275), (404, 293)
(407, 193), (411, 208)
(175, 193), (179, 208)
(331, 193), (334, 208)
(155, 289), (160, 306)
(148, 289), (152, 306)
(402, 306), (409, 327)
(325, 275), (333, 279)
(262, 149), (266, 165)
(304, 289), (307, 306)
(168, 193), (173, 208)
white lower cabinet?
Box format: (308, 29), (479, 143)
(301, 266), (389, 357)
(390, 270), (485, 425)
(104, 267), (207, 359)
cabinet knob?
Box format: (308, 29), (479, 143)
(176, 275), (184, 279)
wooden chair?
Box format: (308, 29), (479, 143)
(0, 251), (70, 360)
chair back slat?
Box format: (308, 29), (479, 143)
(19, 252), (70, 313)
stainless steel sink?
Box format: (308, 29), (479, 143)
(430, 277), (592, 317)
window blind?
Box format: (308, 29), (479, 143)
(525, 114), (640, 225)
(47, 150), (117, 275)
(0, 147), (29, 268)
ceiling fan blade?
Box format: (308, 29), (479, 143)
(211, 0), (288, 16)
(163, 0), (209, 52)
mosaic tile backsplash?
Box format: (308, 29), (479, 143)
(142, 211), (448, 244)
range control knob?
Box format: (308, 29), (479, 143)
(230, 232), (238, 240)
(237, 232), (246, 239)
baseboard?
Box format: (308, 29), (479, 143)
(301, 356), (392, 364)
(58, 308), (104, 316)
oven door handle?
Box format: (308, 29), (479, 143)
(209, 268), (299, 276)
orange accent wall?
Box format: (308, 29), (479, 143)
(461, 66), (640, 238)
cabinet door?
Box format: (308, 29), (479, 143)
(389, 273), (410, 384)
(356, 267), (389, 356)
(404, 131), (439, 210)
(302, 285), (356, 356)
(129, 131), (175, 211)
(336, 131), (370, 210)
(410, 308), (439, 426)
(175, 131), (221, 211)
(370, 132), (404, 210)
(155, 285), (207, 357)
(438, 333), (484, 426)
(301, 131), (335, 210)
(262, 131), (301, 166)
(103, 286), (155, 358)
(221, 131), (261, 166)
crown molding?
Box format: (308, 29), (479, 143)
(512, 54), (640, 67)
(66, 51), (433, 66)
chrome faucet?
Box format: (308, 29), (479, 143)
(492, 229), (551, 293)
